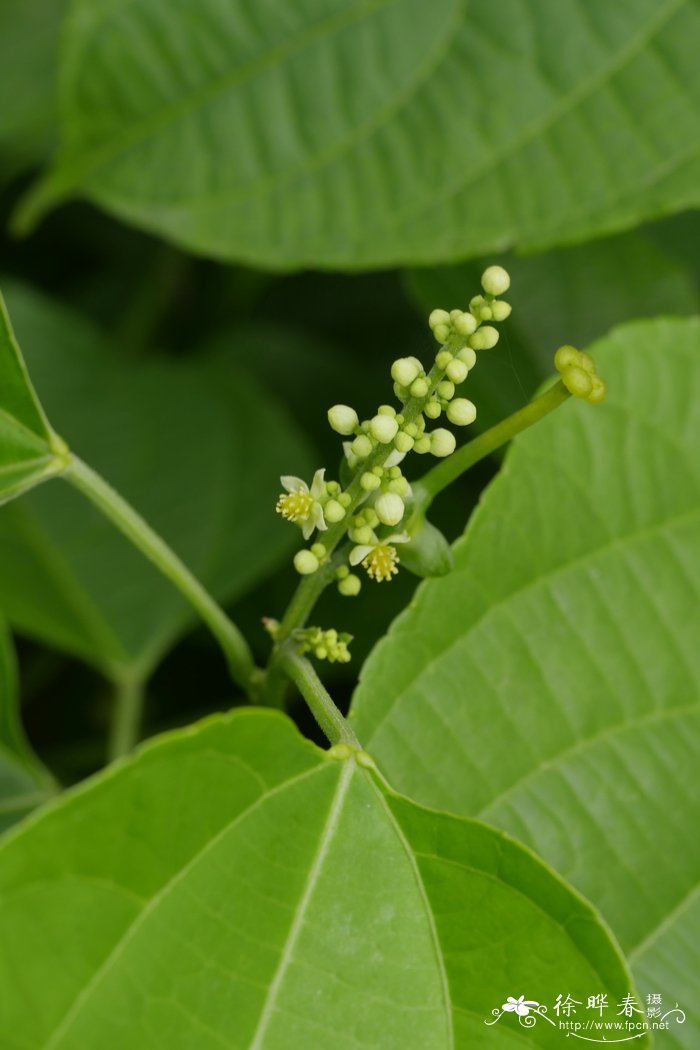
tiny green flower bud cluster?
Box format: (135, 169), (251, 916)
(554, 345), (607, 405)
(297, 626), (352, 663)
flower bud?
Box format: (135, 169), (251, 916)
(360, 471), (381, 492)
(578, 351), (596, 374)
(351, 434), (373, 458)
(562, 365), (593, 398)
(338, 573), (361, 597)
(391, 358), (420, 387)
(428, 308), (450, 330)
(350, 525), (374, 544)
(414, 435), (432, 453)
(338, 492), (352, 507)
(324, 499), (345, 523)
(453, 311), (477, 336)
(424, 400), (442, 419)
(430, 428), (456, 457)
(294, 550), (319, 575)
(447, 398), (477, 426)
(410, 377), (429, 398)
(445, 359), (468, 384)
(433, 323), (451, 344)
(490, 300), (512, 322)
(377, 404), (396, 416)
(435, 349), (453, 370)
(554, 345), (580, 372)
(456, 346), (477, 369)
(327, 404), (358, 435)
(586, 376), (607, 404)
(311, 542), (326, 558)
(369, 414), (399, 443)
(469, 326), (499, 350)
(481, 265), (511, 297)
(394, 431), (414, 453)
(437, 380), (455, 400)
(375, 492), (405, 527)
(388, 476), (410, 496)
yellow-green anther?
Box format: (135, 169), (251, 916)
(324, 499), (345, 523)
(430, 428), (456, 457)
(375, 492), (405, 527)
(481, 265), (511, 297)
(294, 550), (319, 575)
(445, 359), (468, 384)
(327, 404), (359, 435)
(447, 398), (477, 426)
(369, 414), (399, 443)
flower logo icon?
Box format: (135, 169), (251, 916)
(502, 995), (539, 1017)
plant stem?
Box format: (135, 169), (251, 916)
(277, 647), (360, 747)
(415, 380), (571, 511)
(108, 677), (144, 760)
(64, 455), (259, 697)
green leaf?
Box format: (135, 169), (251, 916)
(0, 285), (313, 680)
(0, 291), (64, 505)
(15, 0), (700, 268)
(351, 317), (700, 1044)
(0, 0), (67, 182)
(406, 223), (700, 428)
(0, 708), (641, 1048)
(0, 619), (54, 833)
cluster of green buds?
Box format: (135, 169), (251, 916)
(275, 265), (514, 591)
(296, 626), (352, 664)
(554, 345), (607, 404)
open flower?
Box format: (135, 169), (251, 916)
(276, 469), (328, 540)
(349, 532), (410, 582)
(502, 996), (539, 1017)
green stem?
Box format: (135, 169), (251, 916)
(415, 380), (571, 511)
(64, 455), (259, 697)
(277, 647), (360, 747)
(108, 677), (144, 761)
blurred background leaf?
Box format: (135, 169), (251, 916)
(15, 0), (700, 267)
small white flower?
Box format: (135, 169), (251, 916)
(276, 469), (328, 540)
(349, 532), (410, 582)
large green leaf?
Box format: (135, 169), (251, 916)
(0, 291), (64, 505)
(0, 0), (67, 182)
(0, 619), (54, 834)
(0, 285), (313, 680)
(351, 317), (700, 1045)
(0, 708), (641, 1048)
(15, 0), (700, 268)
(406, 224), (700, 428)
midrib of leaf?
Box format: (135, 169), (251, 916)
(5, 502), (131, 676)
(360, 504), (700, 745)
(247, 760), (353, 1050)
(378, 0), (687, 236)
(367, 779), (454, 1050)
(628, 883), (700, 963)
(28, 0), (400, 208)
(0, 407), (52, 452)
(39, 761), (326, 1050)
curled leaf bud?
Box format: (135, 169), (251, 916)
(430, 428), (456, 457)
(469, 326), (499, 350)
(481, 265), (511, 297)
(375, 492), (405, 527)
(338, 574), (361, 597)
(294, 550), (319, 575)
(445, 359), (468, 384)
(328, 404), (358, 435)
(369, 414), (399, 444)
(391, 357), (420, 387)
(447, 398), (477, 426)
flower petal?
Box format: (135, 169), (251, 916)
(311, 504), (327, 532)
(384, 449), (406, 469)
(310, 468), (326, 498)
(384, 531), (410, 546)
(349, 545), (373, 566)
(280, 475), (306, 494)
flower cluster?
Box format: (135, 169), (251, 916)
(296, 626), (352, 663)
(276, 266), (514, 590)
(554, 345), (607, 404)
